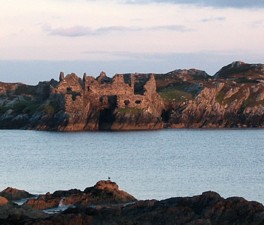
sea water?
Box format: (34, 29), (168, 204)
(0, 129), (263, 203)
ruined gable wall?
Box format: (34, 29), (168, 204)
(116, 74), (164, 114)
(56, 73), (83, 94)
(144, 74), (157, 97)
(84, 74), (134, 96)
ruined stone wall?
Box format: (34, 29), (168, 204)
(117, 95), (145, 108)
(84, 74), (135, 97)
(50, 71), (164, 130)
(56, 73), (83, 93)
(143, 74), (157, 98)
(115, 74), (157, 109)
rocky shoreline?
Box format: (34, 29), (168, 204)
(0, 180), (263, 225)
(1, 61), (264, 131)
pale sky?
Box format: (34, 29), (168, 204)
(1, 0), (264, 84)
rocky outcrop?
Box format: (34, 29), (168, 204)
(0, 187), (33, 201)
(0, 197), (8, 206)
(26, 180), (136, 210)
(0, 183), (263, 225)
(159, 61), (264, 128)
(214, 61), (264, 79)
(1, 61), (264, 130)
(0, 203), (48, 223)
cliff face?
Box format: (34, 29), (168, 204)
(1, 61), (264, 130)
(0, 72), (164, 131)
(160, 61), (264, 128)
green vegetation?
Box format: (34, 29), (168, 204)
(241, 95), (259, 109)
(215, 91), (225, 104)
(216, 90), (245, 106)
(0, 105), (9, 114)
(12, 101), (41, 115)
(236, 77), (259, 84)
(43, 101), (62, 117)
(225, 92), (242, 105)
(43, 103), (56, 116)
(12, 101), (30, 113)
(14, 85), (36, 95)
(158, 82), (201, 103)
(0, 101), (41, 115)
(216, 87), (260, 109)
(23, 102), (41, 114)
(159, 88), (193, 102)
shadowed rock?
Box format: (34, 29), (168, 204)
(26, 180), (136, 210)
(0, 182), (263, 225)
(0, 187), (33, 201)
(22, 191), (264, 225)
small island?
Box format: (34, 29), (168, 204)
(0, 180), (263, 225)
(1, 61), (264, 131)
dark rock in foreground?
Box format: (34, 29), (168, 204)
(0, 187), (33, 201)
(0, 181), (263, 225)
(0, 196), (8, 206)
(26, 180), (136, 210)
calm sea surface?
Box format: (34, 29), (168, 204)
(0, 129), (263, 203)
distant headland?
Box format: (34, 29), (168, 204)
(1, 61), (264, 131)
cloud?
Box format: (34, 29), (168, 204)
(149, 25), (191, 31)
(43, 25), (139, 37)
(201, 17), (226, 23)
(250, 20), (264, 28)
(123, 0), (264, 8)
(43, 24), (191, 37)
(44, 25), (93, 37)
(95, 26), (141, 33)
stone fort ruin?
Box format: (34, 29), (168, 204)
(51, 71), (164, 130)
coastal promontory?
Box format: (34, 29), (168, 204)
(1, 61), (264, 130)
